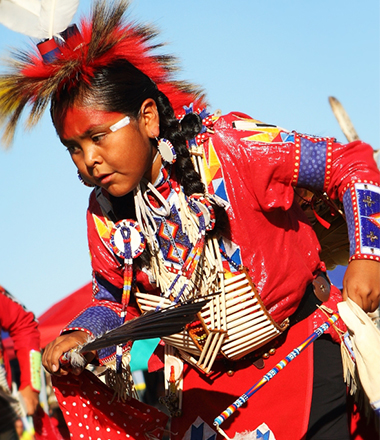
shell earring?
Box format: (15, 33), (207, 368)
(156, 138), (177, 164)
(77, 170), (95, 187)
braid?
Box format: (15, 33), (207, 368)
(156, 92), (204, 196)
(156, 92), (229, 237)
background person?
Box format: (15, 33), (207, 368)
(0, 287), (41, 440)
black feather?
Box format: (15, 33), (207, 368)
(80, 297), (210, 353)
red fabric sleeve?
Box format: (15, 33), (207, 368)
(214, 113), (380, 211)
(326, 140), (380, 200)
(0, 286), (41, 391)
(87, 190), (124, 289)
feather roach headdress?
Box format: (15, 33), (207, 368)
(0, 0), (206, 146)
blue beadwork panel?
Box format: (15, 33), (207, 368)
(154, 206), (192, 266)
(70, 305), (121, 337)
(343, 190), (357, 257)
(356, 183), (380, 256)
(344, 182), (380, 258)
(297, 136), (327, 190)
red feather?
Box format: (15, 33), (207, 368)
(0, 0), (206, 145)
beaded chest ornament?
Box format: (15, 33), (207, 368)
(134, 117), (289, 376)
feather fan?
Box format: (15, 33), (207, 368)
(80, 297), (211, 353)
(0, 0), (79, 39)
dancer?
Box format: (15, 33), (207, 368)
(0, 1), (379, 439)
(0, 286), (41, 440)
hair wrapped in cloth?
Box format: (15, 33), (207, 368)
(0, 0), (206, 146)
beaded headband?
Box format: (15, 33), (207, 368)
(0, 0), (206, 146)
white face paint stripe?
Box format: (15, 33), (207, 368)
(109, 115), (131, 132)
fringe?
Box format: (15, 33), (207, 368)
(135, 183), (219, 304)
(339, 322), (379, 429)
(101, 351), (136, 402)
(340, 338), (358, 396)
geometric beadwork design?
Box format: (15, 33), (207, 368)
(190, 420), (216, 440)
(232, 116), (285, 144)
(203, 138), (229, 204)
(158, 219), (179, 243)
(155, 207), (191, 266)
(219, 237), (242, 274)
(182, 416), (216, 440)
(343, 182), (380, 260)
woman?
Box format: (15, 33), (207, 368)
(1, 1), (379, 439)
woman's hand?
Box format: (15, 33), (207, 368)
(342, 259), (380, 313)
(42, 331), (92, 376)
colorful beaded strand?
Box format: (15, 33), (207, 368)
(213, 312), (340, 427)
(155, 198), (207, 309)
(115, 226), (133, 373)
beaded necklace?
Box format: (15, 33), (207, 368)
(101, 164), (219, 314)
(132, 174), (218, 307)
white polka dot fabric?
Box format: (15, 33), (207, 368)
(52, 370), (168, 439)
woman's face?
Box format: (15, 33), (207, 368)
(56, 99), (161, 197)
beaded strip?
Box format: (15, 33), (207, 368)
(342, 180), (380, 261)
(30, 350), (42, 392)
(292, 133), (334, 191)
(110, 220), (146, 371)
(156, 197), (207, 308)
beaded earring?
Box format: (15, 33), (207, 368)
(156, 138), (177, 164)
(77, 170), (95, 187)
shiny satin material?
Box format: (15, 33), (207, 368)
(80, 110), (380, 440)
(86, 111), (380, 331)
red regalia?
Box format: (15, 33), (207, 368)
(1, 2), (379, 438)
(76, 110), (380, 439)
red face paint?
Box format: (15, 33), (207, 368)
(57, 103), (161, 197)
(59, 107), (124, 141)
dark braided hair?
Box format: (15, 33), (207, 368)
(155, 91), (205, 196)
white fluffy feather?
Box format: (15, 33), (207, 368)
(0, 0), (79, 39)
(39, 0), (80, 39)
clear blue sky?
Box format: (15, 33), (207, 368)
(0, 0), (379, 317)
